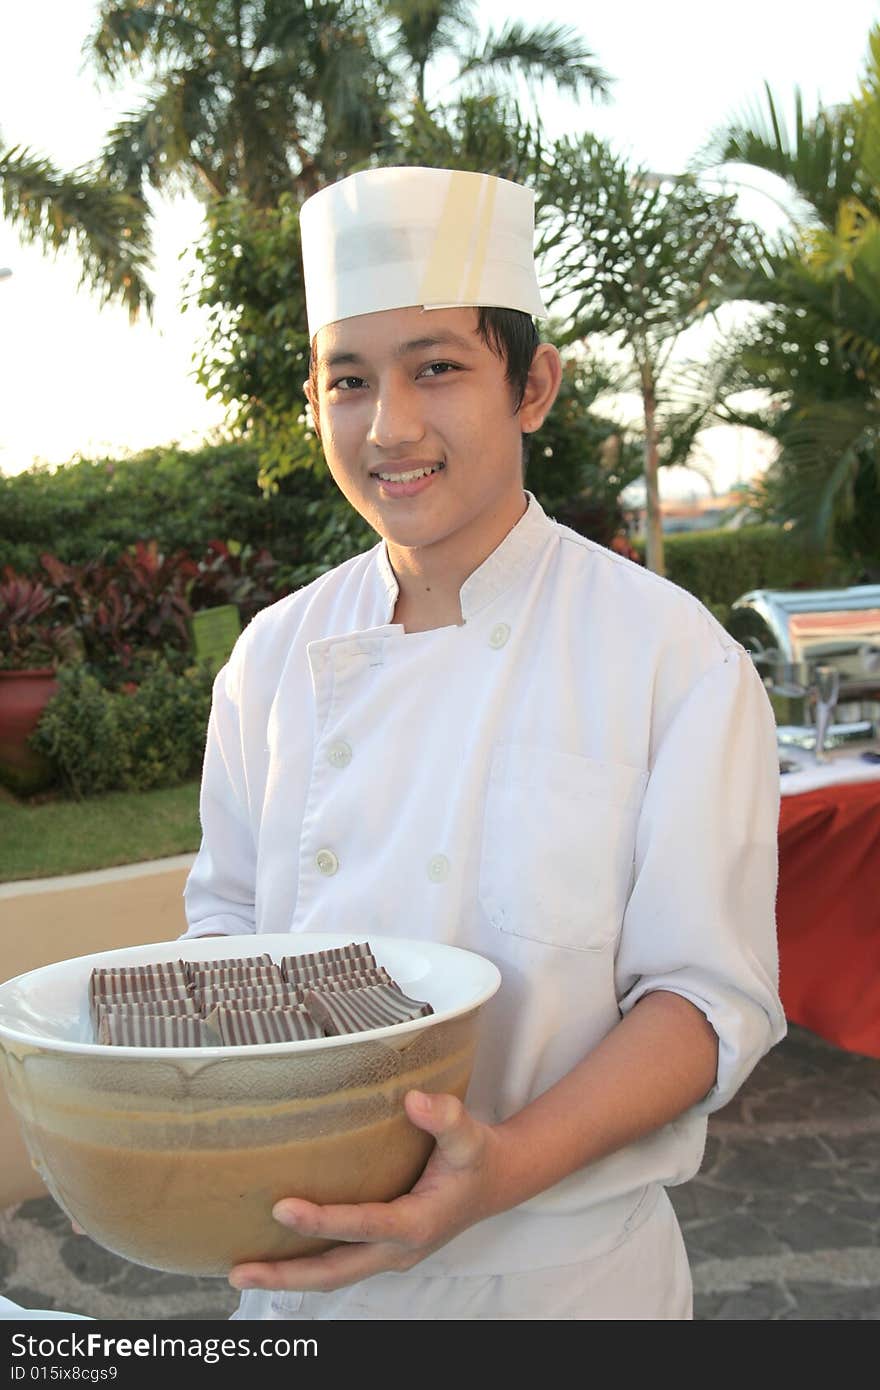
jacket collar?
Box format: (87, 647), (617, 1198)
(375, 491), (555, 623)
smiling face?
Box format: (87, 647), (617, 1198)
(305, 306), (561, 576)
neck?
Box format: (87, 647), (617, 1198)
(387, 491), (528, 632)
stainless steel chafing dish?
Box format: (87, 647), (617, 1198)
(726, 585), (880, 760)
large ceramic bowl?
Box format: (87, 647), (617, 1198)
(0, 933), (500, 1276)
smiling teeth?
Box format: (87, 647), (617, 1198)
(377, 464), (442, 482)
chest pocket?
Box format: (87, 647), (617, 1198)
(478, 743), (648, 952)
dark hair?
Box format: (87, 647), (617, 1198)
(473, 307), (540, 411)
(308, 306), (540, 411)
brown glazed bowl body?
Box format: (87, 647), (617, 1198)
(0, 933), (499, 1275)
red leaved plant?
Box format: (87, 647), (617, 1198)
(39, 542), (198, 683)
(0, 568), (78, 670)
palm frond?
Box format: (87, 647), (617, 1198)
(311, 30), (393, 164)
(252, 0), (336, 57)
(87, 1), (212, 81)
(804, 197), (875, 277)
(852, 23), (880, 189)
(765, 399), (880, 541)
(695, 82), (869, 230)
(0, 144), (153, 320)
(382, 0), (476, 69)
(456, 22), (611, 101)
(393, 94), (546, 181)
(536, 136), (757, 349)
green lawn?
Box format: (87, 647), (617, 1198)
(0, 781), (202, 882)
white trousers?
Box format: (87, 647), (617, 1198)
(231, 1188), (693, 1321)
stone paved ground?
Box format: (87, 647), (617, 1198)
(1, 1024), (878, 1320)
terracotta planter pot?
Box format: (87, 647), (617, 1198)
(0, 668), (59, 795)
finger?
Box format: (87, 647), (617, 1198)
(71, 1221), (85, 1236)
(272, 1196), (414, 1246)
(229, 1238), (400, 1294)
(405, 1090), (482, 1168)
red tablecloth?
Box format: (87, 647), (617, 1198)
(777, 777), (880, 1058)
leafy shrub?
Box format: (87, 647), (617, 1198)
(0, 442), (328, 573)
(118, 658), (214, 791)
(273, 496), (377, 590)
(526, 345), (644, 548)
(188, 540), (292, 625)
(630, 524), (860, 624)
(32, 660), (214, 799)
(31, 666), (132, 798)
(191, 195), (315, 490)
(832, 452), (880, 581)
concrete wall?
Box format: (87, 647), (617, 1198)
(0, 856), (194, 1206)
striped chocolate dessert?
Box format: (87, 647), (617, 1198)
(208, 1005), (324, 1045)
(305, 983), (433, 1036)
(98, 1012), (214, 1047)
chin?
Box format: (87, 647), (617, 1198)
(380, 515), (454, 550)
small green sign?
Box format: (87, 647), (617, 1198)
(189, 605), (241, 675)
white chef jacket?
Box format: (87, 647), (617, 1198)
(182, 492), (785, 1290)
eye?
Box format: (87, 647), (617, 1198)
(418, 361), (460, 379)
(329, 375), (366, 391)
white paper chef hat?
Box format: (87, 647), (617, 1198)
(299, 166), (548, 339)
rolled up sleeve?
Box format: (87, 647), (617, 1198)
(615, 645), (786, 1113)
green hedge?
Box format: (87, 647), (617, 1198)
(3, 444), (861, 628)
(632, 524), (859, 626)
(31, 660), (214, 799)
(0, 442), (373, 576)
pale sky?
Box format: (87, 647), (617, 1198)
(1, 0), (878, 494)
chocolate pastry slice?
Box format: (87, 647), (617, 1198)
(98, 1011), (213, 1047)
(208, 1004), (324, 1045)
(188, 964), (283, 994)
(194, 982), (302, 1012)
(305, 983), (433, 1036)
(280, 942), (377, 984)
(89, 961), (190, 1006)
(183, 954), (274, 980)
(93, 998), (200, 1041)
(287, 967), (396, 1003)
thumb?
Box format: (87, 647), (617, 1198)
(405, 1090), (482, 1168)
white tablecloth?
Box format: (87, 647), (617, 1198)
(779, 747), (880, 796)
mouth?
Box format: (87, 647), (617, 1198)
(370, 462), (445, 483)
(369, 461), (445, 499)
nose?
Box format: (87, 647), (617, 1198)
(367, 374), (426, 450)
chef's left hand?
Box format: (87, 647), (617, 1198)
(227, 1090), (503, 1293)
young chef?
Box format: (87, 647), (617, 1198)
(182, 165), (786, 1320)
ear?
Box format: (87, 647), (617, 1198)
(519, 344), (563, 434)
(303, 377), (322, 440)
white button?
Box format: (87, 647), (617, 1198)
(489, 622), (510, 649)
(327, 740), (352, 769)
(427, 854), (450, 883)
(316, 849), (339, 876)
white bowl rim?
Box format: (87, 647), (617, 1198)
(0, 932), (502, 1062)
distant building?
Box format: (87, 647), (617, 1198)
(623, 489), (752, 536)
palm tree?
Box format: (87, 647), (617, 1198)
(694, 28), (880, 561)
(0, 139), (153, 319)
(536, 136), (763, 574)
(89, 3), (611, 488)
(86, 1), (610, 210)
(88, 0), (392, 207)
(381, 1), (610, 107)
